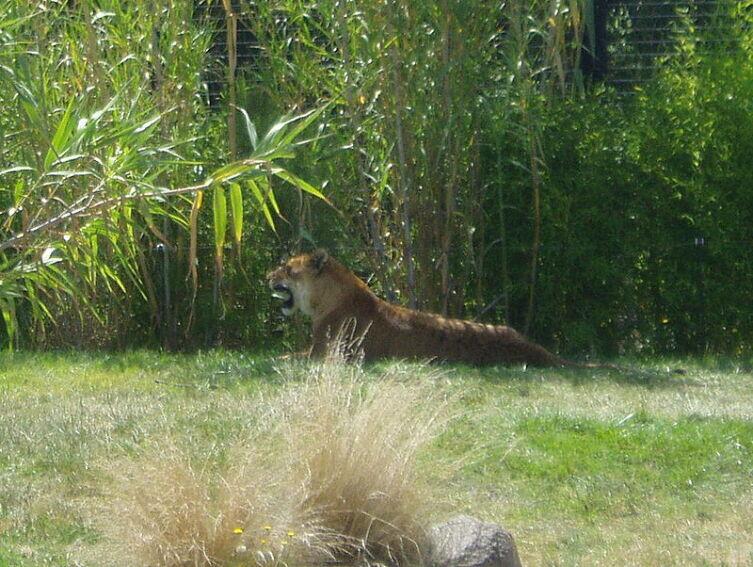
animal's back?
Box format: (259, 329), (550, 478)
(364, 301), (566, 366)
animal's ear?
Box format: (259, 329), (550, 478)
(309, 248), (329, 273)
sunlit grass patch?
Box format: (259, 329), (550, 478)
(435, 390), (753, 565)
(503, 414), (753, 511)
(0, 350), (278, 394)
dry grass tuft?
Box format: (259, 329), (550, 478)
(100, 445), (269, 566)
(97, 356), (448, 566)
(280, 360), (447, 564)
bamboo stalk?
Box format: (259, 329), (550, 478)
(338, 0), (393, 298)
(390, 9), (417, 309)
(209, 1), (238, 340)
(439, 2), (454, 316)
(497, 166), (510, 324)
(81, 1), (105, 95)
(224, 0), (238, 160)
(150, 19), (177, 350)
(523, 112), (542, 336)
(185, 190), (203, 336)
(134, 226), (161, 332)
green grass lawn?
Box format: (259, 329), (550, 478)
(1, 351), (752, 566)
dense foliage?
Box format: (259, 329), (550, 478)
(0, 0), (751, 355)
(0, 0), (325, 350)
(509, 11), (753, 355)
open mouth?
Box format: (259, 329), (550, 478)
(271, 283), (294, 310)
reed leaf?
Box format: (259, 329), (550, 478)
(44, 98), (77, 171)
(212, 184), (228, 260)
(271, 168), (329, 203)
(246, 179), (276, 232)
(229, 182), (243, 246)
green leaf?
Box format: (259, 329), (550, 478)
(101, 263), (127, 293)
(0, 10), (36, 33)
(213, 185), (227, 257)
(247, 179), (276, 232)
(262, 107), (318, 147)
(258, 176), (281, 216)
(0, 298), (16, 351)
(44, 97), (77, 170)
(234, 105), (258, 149)
(0, 166), (34, 176)
(272, 168), (329, 202)
(133, 113), (162, 134)
(91, 11), (115, 24)
(254, 104), (329, 158)
(210, 161), (256, 184)
(229, 182), (243, 246)
(278, 104), (330, 148)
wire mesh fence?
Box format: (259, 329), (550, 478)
(602, 0), (740, 89)
(198, 0), (741, 98)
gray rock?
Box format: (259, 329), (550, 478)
(426, 515), (522, 567)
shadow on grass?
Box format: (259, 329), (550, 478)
(438, 359), (701, 390)
(308, 353), (753, 391)
(6, 349), (748, 393)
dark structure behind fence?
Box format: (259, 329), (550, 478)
(592, 0), (738, 89)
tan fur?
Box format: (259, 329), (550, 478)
(267, 250), (572, 367)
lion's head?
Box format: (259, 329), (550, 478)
(266, 249), (331, 317)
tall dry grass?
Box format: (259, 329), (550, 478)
(96, 358), (449, 566)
